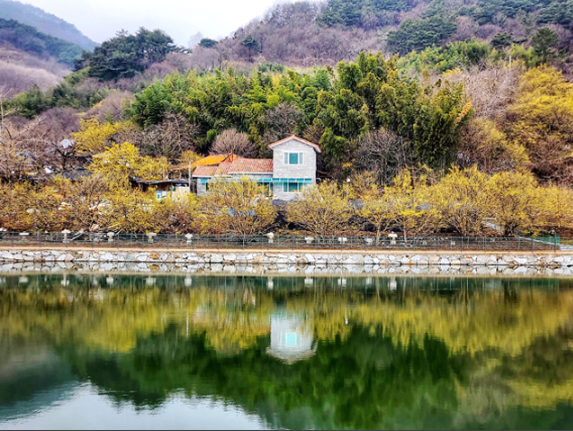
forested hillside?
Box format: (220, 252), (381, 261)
(208, 0), (573, 72)
(0, 19), (83, 67)
(0, 0), (96, 50)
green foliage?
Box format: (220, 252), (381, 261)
(387, 14), (458, 55)
(0, 0), (97, 50)
(398, 39), (493, 73)
(88, 28), (177, 81)
(198, 38), (218, 48)
(129, 51), (469, 169)
(492, 32), (514, 49)
(320, 0), (416, 27)
(0, 18), (83, 67)
(531, 27), (559, 63)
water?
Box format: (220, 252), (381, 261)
(1, 273), (573, 430)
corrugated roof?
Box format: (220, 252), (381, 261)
(268, 135), (321, 153)
(228, 158), (273, 174)
(192, 154), (236, 168)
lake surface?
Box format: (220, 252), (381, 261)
(1, 273), (573, 430)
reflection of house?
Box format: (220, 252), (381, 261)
(192, 136), (320, 200)
(266, 311), (316, 364)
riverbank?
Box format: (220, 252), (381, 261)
(2, 248), (573, 268)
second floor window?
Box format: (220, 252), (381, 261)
(284, 152), (304, 165)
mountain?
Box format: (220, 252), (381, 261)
(0, 18), (83, 67)
(0, 0), (97, 50)
(213, 0), (573, 67)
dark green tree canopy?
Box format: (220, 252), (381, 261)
(531, 27), (559, 63)
(87, 28), (177, 81)
(199, 38), (218, 48)
(0, 18), (83, 67)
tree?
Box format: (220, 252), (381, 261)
(71, 119), (133, 156)
(484, 171), (541, 236)
(531, 28), (559, 64)
(88, 142), (169, 190)
(357, 183), (398, 243)
(491, 32), (513, 49)
(211, 129), (257, 158)
(88, 28), (177, 81)
(431, 166), (490, 236)
(101, 189), (172, 233)
(241, 35), (261, 61)
(198, 178), (276, 236)
(286, 181), (354, 236)
(354, 130), (415, 185)
(383, 170), (441, 240)
(199, 38), (218, 48)
(386, 14), (458, 55)
(508, 65), (573, 183)
(537, 186), (573, 233)
(138, 113), (198, 160)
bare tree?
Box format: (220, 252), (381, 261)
(354, 130), (415, 185)
(85, 91), (134, 123)
(135, 113), (198, 161)
(262, 103), (303, 143)
(211, 129), (257, 158)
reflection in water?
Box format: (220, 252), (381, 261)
(1, 274), (573, 429)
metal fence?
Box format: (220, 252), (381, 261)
(0, 231), (562, 252)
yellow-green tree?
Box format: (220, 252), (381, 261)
(199, 178), (277, 236)
(286, 181), (354, 236)
(537, 185), (573, 232)
(384, 170), (441, 240)
(89, 142), (169, 190)
(432, 166), (490, 236)
(71, 119), (134, 155)
(357, 187), (397, 243)
(484, 171), (541, 236)
(101, 189), (173, 233)
(508, 65), (573, 183)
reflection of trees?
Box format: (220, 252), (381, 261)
(2, 275), (573, 428)
(56, 325), (462, 429)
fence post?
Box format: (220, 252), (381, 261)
(531, 237), (534, 252)
(217, 234), (220, 251)
(555, 235), (557, 252)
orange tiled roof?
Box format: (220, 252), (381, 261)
(193, 158), (274, 178)
(193, 166), (219, 177)
(268, 135), (321, 153)
(228, 158), (273, 174)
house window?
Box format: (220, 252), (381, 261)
(284, 152), (304, 165)
(283, 182), (303, 193)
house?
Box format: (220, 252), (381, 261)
(192, 136), (320, 200)
(266, 310), (316, 364)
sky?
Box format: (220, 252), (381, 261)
(20, 0), (284, 46)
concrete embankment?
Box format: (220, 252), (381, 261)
(1, 249), (573, 268)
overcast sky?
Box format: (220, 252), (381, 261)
(21, 0), (284, 46)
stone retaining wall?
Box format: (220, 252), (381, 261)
(1, 250), (572, 268)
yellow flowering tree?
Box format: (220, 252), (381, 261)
(286, 181), (354, 236)
(199, 178), (277, 236)
(89, 142), (169, 190)
(384, 169), (441, 240)
(71, 119), (134, 155)
(432, 166), (490, 236)
(484, 171), (541, 236)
